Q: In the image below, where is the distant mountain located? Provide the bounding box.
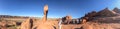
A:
[80,7,120,23]
[0,15,55,19]
[96,8,116,17]
[83,8,117,18]
[113,7,120,14]
[0,15,29,18]
[84,11,97,17]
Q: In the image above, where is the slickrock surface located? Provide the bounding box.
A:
[0,21,7,29]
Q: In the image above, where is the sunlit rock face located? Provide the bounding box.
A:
[113,7,120,14]
[20,4,56,29]
[36,4,56,29]
[21,18,33,29]
[42,4,48,22]
[44,5,48,12]
[61,15,72,24]
[0,20,7,29]
[81,18,87,24]
[36,21,55,29]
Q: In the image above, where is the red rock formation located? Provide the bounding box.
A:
[0,21,7,29]
[80,8,118,23]
[81,18,87,24]
[84,11,97,17]
[66,15,72,24]
[36,4,56,29]
[21,18,33,29]
[96,8,116,17]
[62,15,72,24]
[42,4,48,22]
[21,4,56,29]
[113,7,120,13]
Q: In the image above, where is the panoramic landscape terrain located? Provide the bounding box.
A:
[0,7,120,29]
[0,0,120,29]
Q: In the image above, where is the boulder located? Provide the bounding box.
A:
[62,15,72,24]
[0,21,7,29]
[21,18,33,29]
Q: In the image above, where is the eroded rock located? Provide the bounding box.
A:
[0,21,7,29]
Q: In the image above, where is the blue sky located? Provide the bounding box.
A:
[0,0,120,18]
